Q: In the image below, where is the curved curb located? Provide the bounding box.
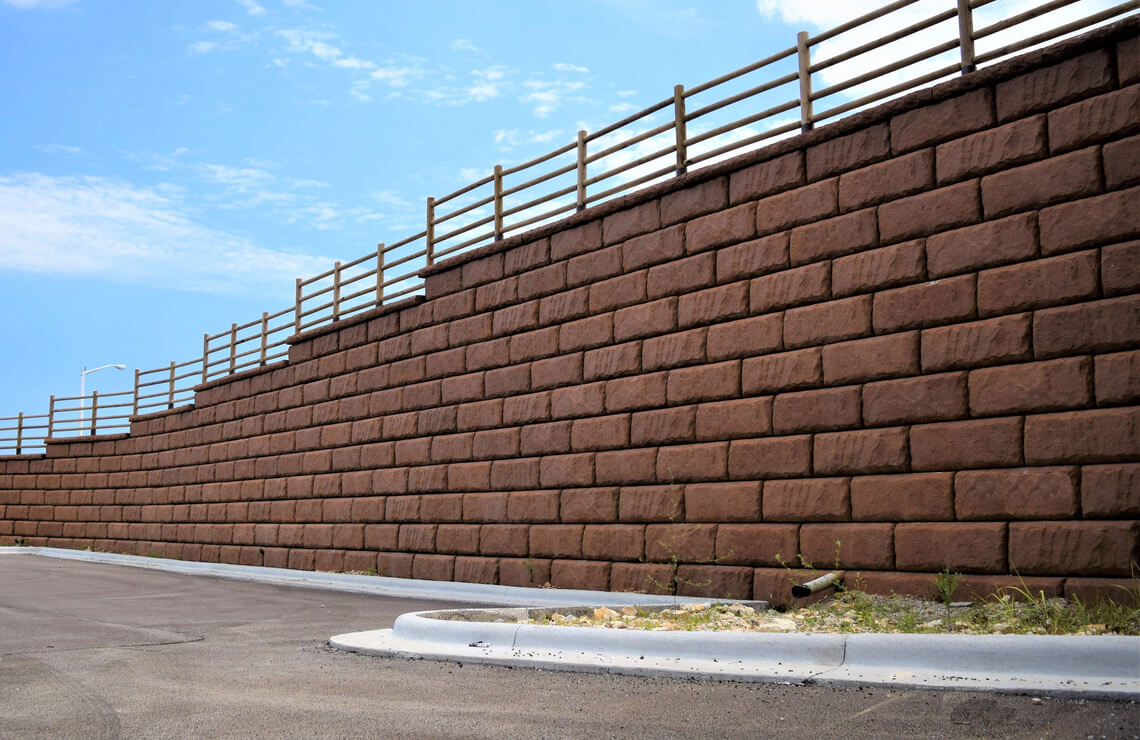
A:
[332,606,1140,699]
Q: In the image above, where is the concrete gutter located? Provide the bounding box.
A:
[0,546,712,607]
[332,606,1140,700]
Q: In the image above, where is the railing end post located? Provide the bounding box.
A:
[796,29,814,134]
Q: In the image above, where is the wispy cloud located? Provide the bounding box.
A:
[451,38,480,52]
[0,0,79,8]
[757,0,1121,106]
[36,144,81,155]
[189,40,220,54]
[521,78,587,118]
[205,20,239,33]
[553,62,589,73]
[199,163,275,189]
[277,28,342,60]
[0,172,334,295]
[494,128,565,151]
[237,0,266,16]
[333,56,375,70]
[370,64,423,87]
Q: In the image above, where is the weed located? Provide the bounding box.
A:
[934,568,961,606]
[641,474,732,603]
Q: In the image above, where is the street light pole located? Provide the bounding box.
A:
[79,363,126,432]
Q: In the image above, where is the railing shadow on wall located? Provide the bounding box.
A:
[3,0,1137,455]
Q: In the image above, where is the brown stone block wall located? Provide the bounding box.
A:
[2,20,1138,605]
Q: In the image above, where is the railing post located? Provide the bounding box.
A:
[332,261,343,321]
[957,0,976,74]
[576,130,587,212]
[90,390,99,436]
[228,323,238,374]
[132,369,140,416]
[426,197,436,266]
[797,30,814,133]
[16,412,23,455]
[493,165,504,241]
[47,395,55,439]
[170,360,177,410]
[202,334,210,384]
[259,312,269,366]
[294,277,303,334]
[376,243,385,306]
[673,84,687,176]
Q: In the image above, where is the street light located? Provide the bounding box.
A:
[79,363,126,431]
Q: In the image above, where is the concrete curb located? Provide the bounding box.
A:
[332,606,1140,700]
[0,546,711,607]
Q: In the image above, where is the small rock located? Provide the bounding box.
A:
[620,605,637,617]
[594,607,619,620]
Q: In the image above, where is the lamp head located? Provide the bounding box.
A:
[113,364,126,370]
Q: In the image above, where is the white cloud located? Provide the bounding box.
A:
[205,20,239,33]
[277,28,342,61]
[616,90,637,97]
[609,102,637,113]
[36,144,81,155]
[451,39,480,52]
[0,172,334,295]
[757,0,1122,115]
[459,167,490,182]
[0,0,78,8]
[530,129,561,144]
[333,56,375,70]
[370,65,421,87]
[520,78,586,117]
[237,0,266,16]
[199,163,275,189]
[553,62,589,73]
[371,189,412,209]
[350,79,372,102]
[188,40,220,54]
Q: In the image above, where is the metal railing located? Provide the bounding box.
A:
[2,0,1135,454]
[0,413,49,455]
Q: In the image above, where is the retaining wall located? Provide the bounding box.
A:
[3,20,1138,604]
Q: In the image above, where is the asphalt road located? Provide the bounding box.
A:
[1,555,1136,739]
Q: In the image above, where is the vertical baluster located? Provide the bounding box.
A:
[957,0,976,74]
[259,312,269,366]
[294,277,303,333]
[16,412,23,455]
[426,197,436,266]
[576,130,587,212]
[202,333,210,384]
[228,323,238,374]
[132,369,141,417]
[493,165,504,241]
[90,390,99,436]
[376,243,385,306]
[673,84,687,176]
[169,361,176,410]
[48,395,55,439]
[797,30,814,133]
[332,261,343,321]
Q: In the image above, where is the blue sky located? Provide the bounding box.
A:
[0,0,1122,431]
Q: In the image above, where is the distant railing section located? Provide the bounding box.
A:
[0,412,49,456]
[3,0,1135,454]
